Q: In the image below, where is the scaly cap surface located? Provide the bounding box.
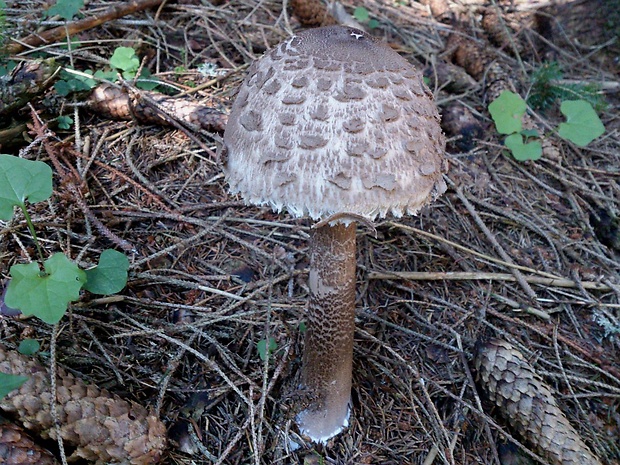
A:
[222,25,447,222]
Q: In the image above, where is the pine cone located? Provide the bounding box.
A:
[480,8,524,55]
[288,0,337,27]
[440,102,483,152]
[474,339,602,465]
[0,419,59,465]
[0,344,166,465]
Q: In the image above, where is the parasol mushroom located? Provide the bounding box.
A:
[220,25,447,443]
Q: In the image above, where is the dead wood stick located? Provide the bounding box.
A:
[5,0,166,55]
[88,82,228,134]
[367,270,611,291]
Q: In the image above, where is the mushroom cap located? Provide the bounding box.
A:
[222,25,447,222]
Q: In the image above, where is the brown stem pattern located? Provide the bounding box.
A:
[297,222,356,442]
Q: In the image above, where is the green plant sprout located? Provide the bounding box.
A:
[528,62,605,112]
[489,90,605,161]
[488,91,527,135]
[0,154,129,325]
[257,337,278,361]
[109,46,140,77]
[54,69,96,96]
[0,59,15,77]
[109,46,158,90]
[56,115,73,129]
[54,46,158,101]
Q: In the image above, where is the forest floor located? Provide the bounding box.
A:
[0,0,619,464]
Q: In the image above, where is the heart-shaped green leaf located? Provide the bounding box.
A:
[0,372,28,399]
[110,47,140,72]
[558,100,605,147]
[5,253,87,324]
[84,249,129,295]
[45,0,84,20]
[257,337,278,361]
[0,155,53,220]
[18,339,40,356]
[505,133,542,161]
[489,91,527,135]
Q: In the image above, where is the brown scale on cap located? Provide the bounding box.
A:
[222,25,446,443]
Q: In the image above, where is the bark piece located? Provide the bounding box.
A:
[474,338,603,465]
[0,344,167,465]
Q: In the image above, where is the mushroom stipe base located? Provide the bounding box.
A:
[297,222,356,443]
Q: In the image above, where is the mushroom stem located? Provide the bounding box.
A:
[297,221,357,443]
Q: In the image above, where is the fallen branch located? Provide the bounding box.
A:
[5,0,166,55]
[367,270,611,291]
[88,82,228,134]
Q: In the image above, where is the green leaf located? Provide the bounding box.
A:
[5,253,87,324]
[368,19,380,29]
[57,115,73,130]
[54,70,96,96]
[504,133,542,161]
[520,129,539,139]
[46,0,84,20]
[488,90,527,135]
[70,70,96,89]
[135,69,159,90]
[18,338,40,355]
[54,80,73,96]
[0,155,53,221]
[257,337,278,361]
[0,372,28,399]
[93,69,117,82]
[557,100,605,147]
[0,59,16,77]
[83,249,129,295]
[353,6,370,22]
[110,47,140,73]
